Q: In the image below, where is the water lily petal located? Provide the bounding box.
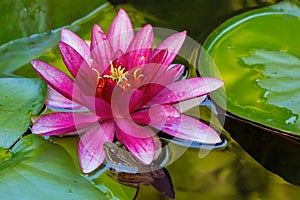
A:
[108,9,134,52]
[149,77,224,105]
[126,24,153,69]
[58,42,90,77]
[174,96,207,113]
[151,64,184,85]
[126,49,153,69]
[127,24,153,51]
[128,89,146,112]
[74,64,100,98]
[78,121,115,173]
[111,49,127,73]
[116,124,155,165]
[131,105,181,128]
[31,60,81,103]
[81,95,113,118]
[159,114,221,144]
[168,64,185,81]
[91,24,113,73]
[153,134,162,160]
[61,29,90,60]
[152,31,186,66]
[45,86,86,110]
[128,64,182,108]
[32,112,99,136]
[150,49,168,64]
[125,63,176,110]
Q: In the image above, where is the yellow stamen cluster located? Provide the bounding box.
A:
[92,61,144,90]
[104,61,128,84]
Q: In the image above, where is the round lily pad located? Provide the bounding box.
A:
[202,0,300,136]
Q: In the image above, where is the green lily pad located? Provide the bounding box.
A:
[0,134,107,200]
[202,0,300,135]
[0,77,47,148]
[52,136,137,200]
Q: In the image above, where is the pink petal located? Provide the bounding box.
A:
[149,77,224,105]
[153,134,162,160]
[81,95,113,119]
[126,24,153,69]
[152,31,186,66]
[168,64,185,81]
[159,114,221,144]
[32,112,99,136]
[31,60,81,103]
[128,64,183,108]
[126,49,153,69]
[127,24,153,52]
[108,9,134,52]
[150,49,168,64]
[58,42,90,78]
[111,49,127,72]
[91,24,113,73]
[74,64,99,97]
[131,105,181,128]
[146,63,182,86]
[78,121,115,173]
[150,64,184,85]
[174,96,207,112]
[116,123,155,165]
[61,29,90,60]
[45,86,86,110]
[123,63,176,110]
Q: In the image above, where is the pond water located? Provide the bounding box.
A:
[109,0,300,199]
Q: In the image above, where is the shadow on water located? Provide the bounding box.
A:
[113,0,281,41]
[224,111,300,185]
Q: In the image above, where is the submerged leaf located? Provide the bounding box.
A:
[243,49,300,115]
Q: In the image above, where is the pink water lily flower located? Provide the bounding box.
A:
[31,9,223,173]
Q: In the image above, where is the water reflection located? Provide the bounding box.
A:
[108,168,175,199]
[166,135,227,149]
[136,138,300,200]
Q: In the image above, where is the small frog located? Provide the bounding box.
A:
[103,142,146,173]
[103,142,175,199]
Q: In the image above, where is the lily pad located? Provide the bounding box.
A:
[202,0,300,136]
[0,134,107,200]
[0,77,46,148]
[52,136,137,200]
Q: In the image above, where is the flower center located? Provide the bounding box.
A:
[104,61,128,84]
[92,61,144,95]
